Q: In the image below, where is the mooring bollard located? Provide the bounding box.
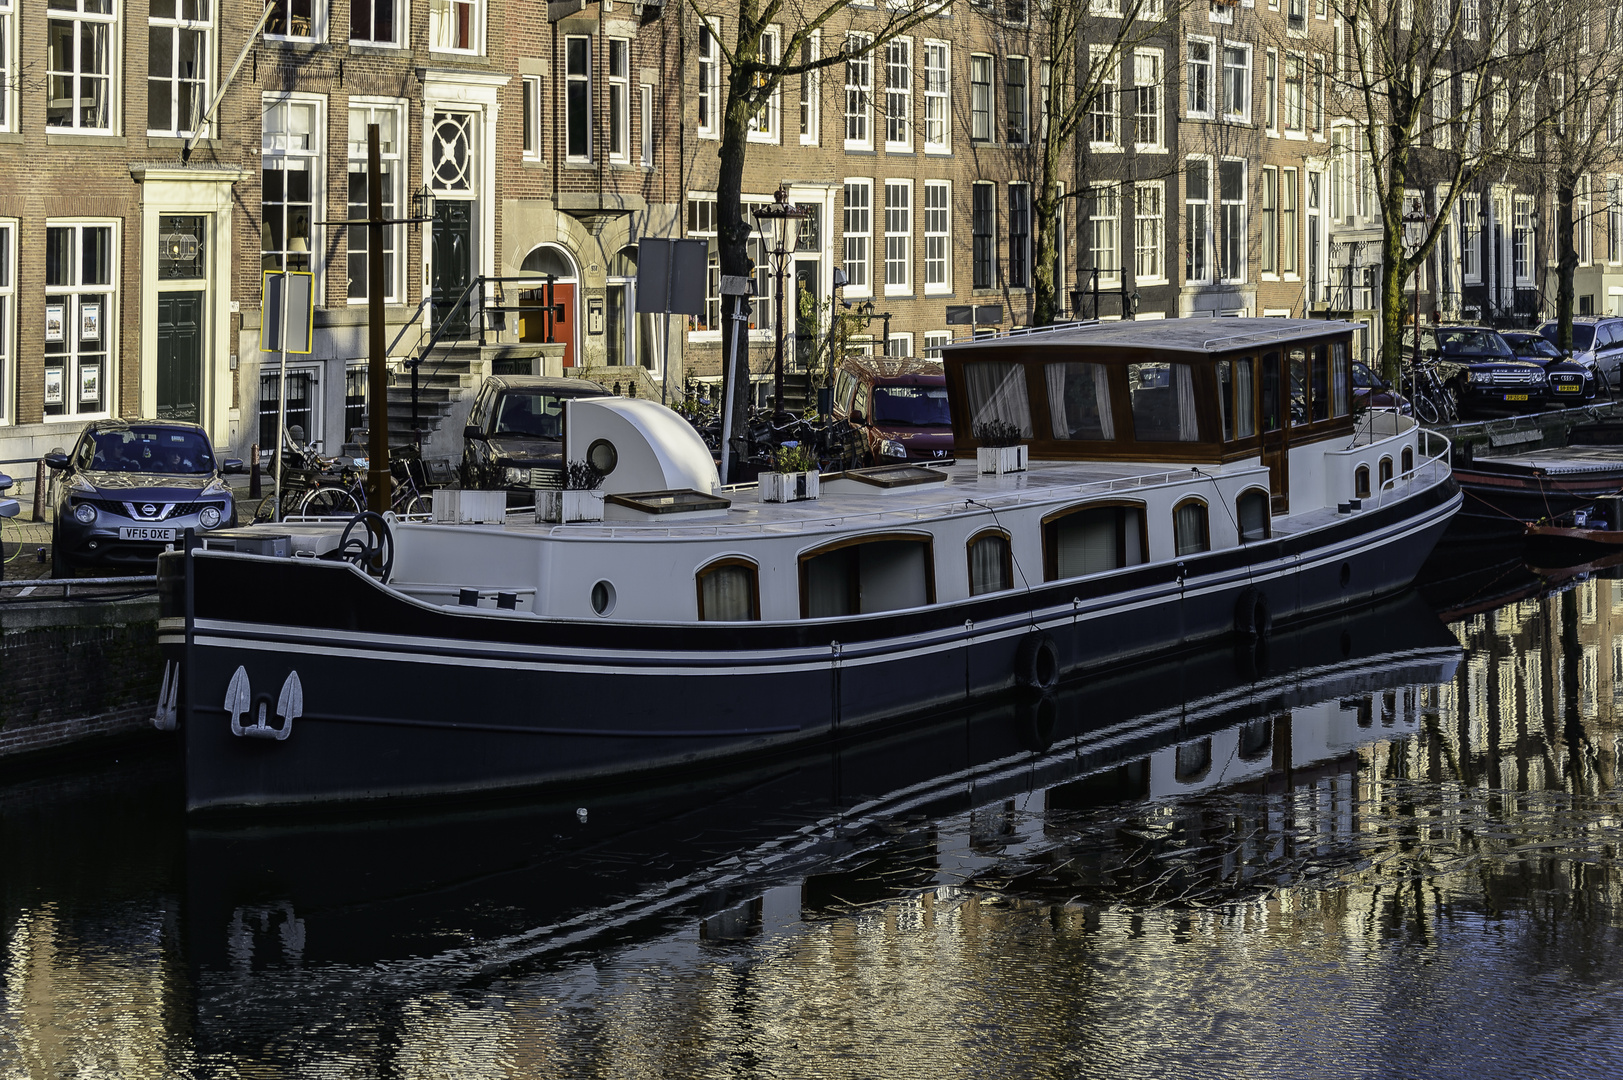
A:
[249,443,261,499]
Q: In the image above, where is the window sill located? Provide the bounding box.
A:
[349,42,410,56]
[924,144,951,155]
[148,135,217,148]
[923,288,954,298]
[522,154,545,165]
[46,132,124,146]
[563,159,595,168]
[844,144,875,154]
[885,144,914,155]
[0,133,23,145]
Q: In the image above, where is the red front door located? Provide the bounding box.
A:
[521,283,576,367]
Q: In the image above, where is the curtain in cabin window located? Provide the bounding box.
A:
[1045,362,1115,440]
[963,361,1034,437]
[700,564,756,620]
[969,533,1011,595]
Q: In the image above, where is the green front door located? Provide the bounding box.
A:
[156,291,204,423]
[431,201,473,336]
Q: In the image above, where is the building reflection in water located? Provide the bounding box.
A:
[3,580,1623,1077]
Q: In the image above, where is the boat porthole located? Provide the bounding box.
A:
[1339,562,1352,589]
[587,439,618,476]
[591,580,616,616]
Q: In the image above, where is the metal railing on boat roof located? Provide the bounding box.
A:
[524,466,1253,539]
[1198,321,1359,351]
[947,319,1103,344]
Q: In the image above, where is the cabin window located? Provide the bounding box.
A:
[1237,489,1270,541]
[1310,344,1331,421]
[697,559,759,621]
[1330,341,1350,416]
[1044,504,1146,581]
[1217,357,1256,441]
[801,537,934,618]
[1127,362,1199,442]
[1260,351,1282,432]
[1402,446,1414,473]
[968,530,1013,595]
[1175,738,1212,783]
[1045,362,1115,440]
[1173,499,1210,556]
[1288,348,1310,426]
[1355,465,1370,499]
[962,361,1034,438]
[1238,718,1272,761]
[1379,457,1393,490]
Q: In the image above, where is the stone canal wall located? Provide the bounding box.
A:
[0,597,161,758]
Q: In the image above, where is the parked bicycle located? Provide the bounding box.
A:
[1402,360,1460,425]
[255,440,431,521]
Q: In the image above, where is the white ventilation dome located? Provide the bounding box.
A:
[563,397,721,495]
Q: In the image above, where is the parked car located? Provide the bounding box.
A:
[1539,316,1623,384]
[43,420,238,577]
[1352,360,1409,412]
[829,357,954,466]
[459,374,612,495]
[1407,325,1549,412]
[1501,330,1598,402]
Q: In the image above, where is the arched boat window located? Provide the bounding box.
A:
[1237,488,1270,542]
[697,558,759,621]
[1355,465,1371,500]
[1044,363,1114,440]
[962,362,1034,439]
[1379,457,1393,490]
[967,529,1013,595]
[1173,498,1210,556]
[1175,738,1212,783]
[1238,719,1272,761]
[1402,446,1414,474]
[800,535,935,618]
[1042,503,1147,582]
[1127,362,1200,442]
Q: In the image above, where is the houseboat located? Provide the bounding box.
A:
[154,318,1460,813]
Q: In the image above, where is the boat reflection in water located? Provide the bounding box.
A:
[10,577,1623,1076]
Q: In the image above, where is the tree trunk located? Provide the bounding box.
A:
[1031,139,1063,327]
[716,24,759,480]
[1555,170,1577,352]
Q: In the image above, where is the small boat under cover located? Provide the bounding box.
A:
[156,318,1460,813]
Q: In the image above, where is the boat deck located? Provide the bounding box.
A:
[1469,446,1623,477]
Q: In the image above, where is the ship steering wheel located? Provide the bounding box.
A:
[338,511,394,583]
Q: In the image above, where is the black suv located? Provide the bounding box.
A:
[460,375,611,494]
[1408,325,1548,412]
[1501,330,1598,402]
[1538,317,1623,386]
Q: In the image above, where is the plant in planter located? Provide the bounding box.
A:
[760,441,821,503]
[537,460,606,523]
[974,419,1029,475]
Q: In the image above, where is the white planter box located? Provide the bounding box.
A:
[977,445,1029,475]
[430,489,508,525]
[759,470,821,503]
[536,489,605,523]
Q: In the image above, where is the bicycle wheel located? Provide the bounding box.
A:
[399,493,432,518]
[1413,391,1441,425]
[253,494,280,523]
[299,485,362,518]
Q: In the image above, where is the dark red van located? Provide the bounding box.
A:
[830,358,954,465]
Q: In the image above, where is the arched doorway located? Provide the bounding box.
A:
[519,245,577,367]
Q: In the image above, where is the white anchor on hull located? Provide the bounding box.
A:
[224,666,302,741]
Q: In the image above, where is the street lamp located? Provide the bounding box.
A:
[752,186,809,423]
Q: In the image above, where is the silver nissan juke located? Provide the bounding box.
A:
[44,420,237,577]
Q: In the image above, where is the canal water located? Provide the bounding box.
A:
[4,549,1623,1078]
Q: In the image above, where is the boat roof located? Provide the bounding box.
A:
[940,317,1361,358]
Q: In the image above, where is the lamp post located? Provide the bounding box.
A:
[752,186,809,424]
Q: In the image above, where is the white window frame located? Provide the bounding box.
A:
[1218,157,1246,283]
[265,0,323,43]
[1134,181,1165,283]
[843,179,873,298]
[885,36,911,151]
[1514,193,1534,281]
[641,83,654,167]
[884,332,913,358]
[1260,165,1278,278]
[1008,181,1031,289]
[1209,0,1234,24]
[351,0,406,48]
[923,39,949,153]
[0,1,13,132]
[1431,70,1450,150]
[1281,167,1299,278]
[609,37,632,160]
[686,194,721,338]
[565,34,592,162]
[1187,36,1214,120]
[261,93,324,286]
[748,28,780,144]
[800,31,820,146]
[1222,41,1251,124]
[522,74,542,161]
[1577,178,1593,268]
[1610,176,1623,266]
[1263,48,1277,134]
[972,181,996,290]
[0,220,11,425]
[428,0,482,55]
[42,219,118,421]
[1461,192,1481,283]
[1006,54,1029,145]
[148,0,213,138]
[1089,46,1119,149]
[885,180,912,295]
[697,19,720,140]
[1185,159,1211,285]
[1133,49,1163,151]
[1283,52,1305,134]
[1091,182,1122,287]
[845,32,873,150]
[347,98,406,306]
[923,180,951,294]
[922,330,950,358]
[47,0,119,134]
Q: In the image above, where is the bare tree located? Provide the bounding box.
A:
[690,0,943,465]
[1334,0,1554,379]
